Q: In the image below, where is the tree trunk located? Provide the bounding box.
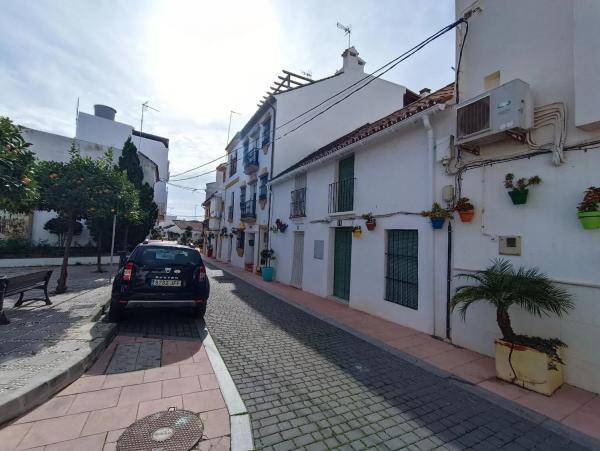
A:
[56,213,75,294]
[96,231,104,273]
[496,307,515,341]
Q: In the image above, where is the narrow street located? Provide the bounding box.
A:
[204,265,586,451]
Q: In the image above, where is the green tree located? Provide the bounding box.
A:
[179,226,193,245]
[117,137,158,249]
[0,117,37,212]
[43,216,83,247]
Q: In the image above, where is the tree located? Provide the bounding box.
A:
[117,137,158,249]
[43,216,83,247]
[0,117,37,212]
[179,226,193,245]
[37,143,122,293]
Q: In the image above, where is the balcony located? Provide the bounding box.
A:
[229,157,237,177]
[243,145,259,175]
[240,194,257,221]
[328,178,355,213]
[227,205,234,222]
[259,183,268,200]
[290,188,306,218]
[208,218,221,231]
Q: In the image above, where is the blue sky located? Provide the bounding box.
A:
[0,0,455,218]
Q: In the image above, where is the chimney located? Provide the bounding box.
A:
[419,88,431,98]
[341,46,366,73]
[94,104,117,121]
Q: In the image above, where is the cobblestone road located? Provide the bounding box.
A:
[204,266,588,450]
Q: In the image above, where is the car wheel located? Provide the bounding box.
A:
[193,303,207,319]
[108,298,125,322]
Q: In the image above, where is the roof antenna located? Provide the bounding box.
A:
[336,22,352,48]
[301,70,312,79]
[139,101,159,152]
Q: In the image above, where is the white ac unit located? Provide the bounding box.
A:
[456,79,533,147]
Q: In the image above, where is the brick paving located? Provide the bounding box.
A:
[0,335,230,450]
[204,265,590,450]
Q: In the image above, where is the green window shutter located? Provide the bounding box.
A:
[385,230,418,309]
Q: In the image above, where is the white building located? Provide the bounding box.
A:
[215,47,415,273]
[267,0,600,394]
[76,104,170,218]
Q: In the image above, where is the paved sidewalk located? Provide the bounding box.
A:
[0,266,115,424]
[0,334,231,450]
[205,259,598,450]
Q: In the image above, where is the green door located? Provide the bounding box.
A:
[337,155,354,212]
[333,228,352,300]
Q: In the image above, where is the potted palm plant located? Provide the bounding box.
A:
[261,249,275,281]
[504,173,541,205]
[451,259,574,395]
[421,202,452,229]
[362,213,377,231]
[577,187,600,230]
[455,197,475,223]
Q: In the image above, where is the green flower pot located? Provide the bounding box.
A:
[578,211,600,230]
[508,189,529,205]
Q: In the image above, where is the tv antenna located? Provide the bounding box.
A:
[139,101,159,152]
[336,22,352,48]
[301,70,312,79]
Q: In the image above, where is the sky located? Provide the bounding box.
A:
[0,0,455,218]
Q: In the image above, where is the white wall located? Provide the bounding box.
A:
[453,0,600,393]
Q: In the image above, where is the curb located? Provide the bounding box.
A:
[198,320,253,451]
[207,261,600,451]
[0,290,116,426]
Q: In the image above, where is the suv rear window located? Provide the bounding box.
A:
[130,246,201,266]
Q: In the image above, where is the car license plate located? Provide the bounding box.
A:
[151,279,182,287]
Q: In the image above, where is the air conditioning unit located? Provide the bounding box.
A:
[456,79,533,147]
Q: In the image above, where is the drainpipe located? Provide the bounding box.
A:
[422,113,437,336]
[266,101,277,265]
[446,220,452,340]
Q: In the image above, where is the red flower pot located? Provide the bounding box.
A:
[458,210,474,223]
[366,221,376,231]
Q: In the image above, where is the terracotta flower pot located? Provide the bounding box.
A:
[366,221,376,231]
[458,209,475,223]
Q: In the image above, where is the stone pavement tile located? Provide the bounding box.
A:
[161,351,194,366]
[180,361,214,377]
[477,379,530,401]
[85,343,117,376]
[58,375,106,396]
[44,432,106,451]
[103,443,116,451]
[515,384,597,421]
[192,347,209,363]
[162,376,201,397]
[135,341,162,370]
[117,382,162,406]
[137,395,183,419]
[424,347,484,371]
[197,436,230,450]
[450,357,496,383]
[105,344,140,374]
[199,373,220,390]
[80,405,138,436]
[199,408,230,439]
[400,339,456,359]
[182,389,226,413]
[105,428,125,443]
[114,336,137,345]
[143,365,179,383]
[0,423,32,450]
[385,334,433,350]
[562,396,600,440]
[15,395,76,424]
[102,370,144,389]
[67,387,121,414]
[17,412,89,449]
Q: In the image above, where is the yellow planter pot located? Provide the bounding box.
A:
[495,339,563,396]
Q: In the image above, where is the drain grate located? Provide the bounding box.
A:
[117,409,203,451]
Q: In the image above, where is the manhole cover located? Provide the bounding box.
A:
[117,409,203,451]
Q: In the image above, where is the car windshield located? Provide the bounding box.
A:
[130,246,201,266]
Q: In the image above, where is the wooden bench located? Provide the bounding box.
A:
[0,270,53,325]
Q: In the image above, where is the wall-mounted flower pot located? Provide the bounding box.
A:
[495,339,563,396]
[366,221,376,231]
[508,189,529,205]
[352,227,362,238]
[262,266,274,281]
[430,218,445,229]
[236,248,244,257]
[578,211,600,229]
[458,210,475,223]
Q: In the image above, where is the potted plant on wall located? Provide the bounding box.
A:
[421,202,452,229]
[451,259,574,395]
[352,225,362,237]
[260,249,275,282]
[455,197,475,223]
[577,186,600,230]
[362,213,376,231]
[504,173,542,205]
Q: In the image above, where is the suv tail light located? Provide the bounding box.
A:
[197,265,207,282]
[122,262,135,281]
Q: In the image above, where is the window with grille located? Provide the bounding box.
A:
[385,230,418,309]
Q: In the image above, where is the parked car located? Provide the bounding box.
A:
[109,241,210,321]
